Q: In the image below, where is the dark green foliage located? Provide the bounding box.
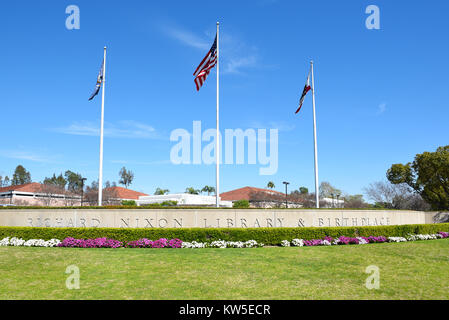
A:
[11,165,31,185]
[1,223,447,245]
[233,200,250,208]
[161,201,178,207]
[121,200,137,206]
[387,146,449,210]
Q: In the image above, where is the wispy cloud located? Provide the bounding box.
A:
[160,25,209,50]
[52,120,164,140]
[0,150,54,163]
[160,23,259,75]
[224,56,257,74]
[377,102,387,115]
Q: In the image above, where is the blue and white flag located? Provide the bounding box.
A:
[88,60,104,101]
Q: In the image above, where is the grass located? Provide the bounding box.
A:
[0,240,448,300]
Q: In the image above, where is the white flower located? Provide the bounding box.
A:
[281,240,290,247]
[388,237,407,243]
[357,237,368,245]
[291,239,304,247]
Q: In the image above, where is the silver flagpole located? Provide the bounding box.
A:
[311,60,320,208]
[216,22,220,208]
[98,46,107,206]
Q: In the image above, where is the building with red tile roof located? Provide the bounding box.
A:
[220,186,305,208]
[0,183,80,206]
[103,186,148,200]
[220,186,284,201]
[0,183,148,207]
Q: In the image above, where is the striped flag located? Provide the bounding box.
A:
[295,69,312,114]
[88,59,104,101]
[193,35,217,91]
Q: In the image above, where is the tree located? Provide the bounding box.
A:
[299,187,309,195]
[343,194,368,209]
[11,165,31,185]
[155,188,170,195]
[185,187,200,195]
[1,176,10,187]
[44,173,67,189]
[387,146,449,210]
[64,170,84,193]
[201,185,216,196]
[267,181,275,190]
[119,167,134,189]
[319,182,342,198]
[364,181,430,211]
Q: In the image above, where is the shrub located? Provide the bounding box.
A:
[0,223,448,246]
[233,200,250,208]
[121,200,137,206]
[161,201,178,207]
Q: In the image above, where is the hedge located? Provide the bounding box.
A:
[1,223,448,245]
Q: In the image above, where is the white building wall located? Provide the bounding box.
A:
[137,194,233,207]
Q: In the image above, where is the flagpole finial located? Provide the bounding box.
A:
[217,21,220,25]
[104,46,107,49]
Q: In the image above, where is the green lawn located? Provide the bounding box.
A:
[0,240,448,300]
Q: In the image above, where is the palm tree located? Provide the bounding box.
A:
[201,185,216,196]
[267,181,275,190]
[154,188,170,195]
[185,187,200,195]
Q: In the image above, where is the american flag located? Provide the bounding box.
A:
[295,70,312,114]
[193,35,217,91]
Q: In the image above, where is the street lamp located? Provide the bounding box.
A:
[283,181,290,209]
[336,194,341,208]
[80,178,87,207]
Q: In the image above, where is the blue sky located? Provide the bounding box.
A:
[0,0,448,198]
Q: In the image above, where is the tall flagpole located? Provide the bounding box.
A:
[98,46,107,206]
[216,22,220,208]
[311,60,320,208]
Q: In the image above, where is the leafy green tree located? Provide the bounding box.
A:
[3,176,10,187]
[64,170,84,193]
[43,173,67,189]
[11,165,31,185]
[201,185,215,196]
[267,181,275,189]
[155,188,170,195]
[387,145,449,210]
[299,187,309,195]
[185,187,200,195]
[233,200,250,208]
[119,167,134,189]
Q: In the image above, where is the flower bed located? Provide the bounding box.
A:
[0,232,447,249]
[281,232,448,247]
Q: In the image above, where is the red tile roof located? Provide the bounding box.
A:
[220,186,284,201]
[0,182,44,193]
[104,186,148,200]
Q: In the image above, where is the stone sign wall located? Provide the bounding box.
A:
[0,209,445,229]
